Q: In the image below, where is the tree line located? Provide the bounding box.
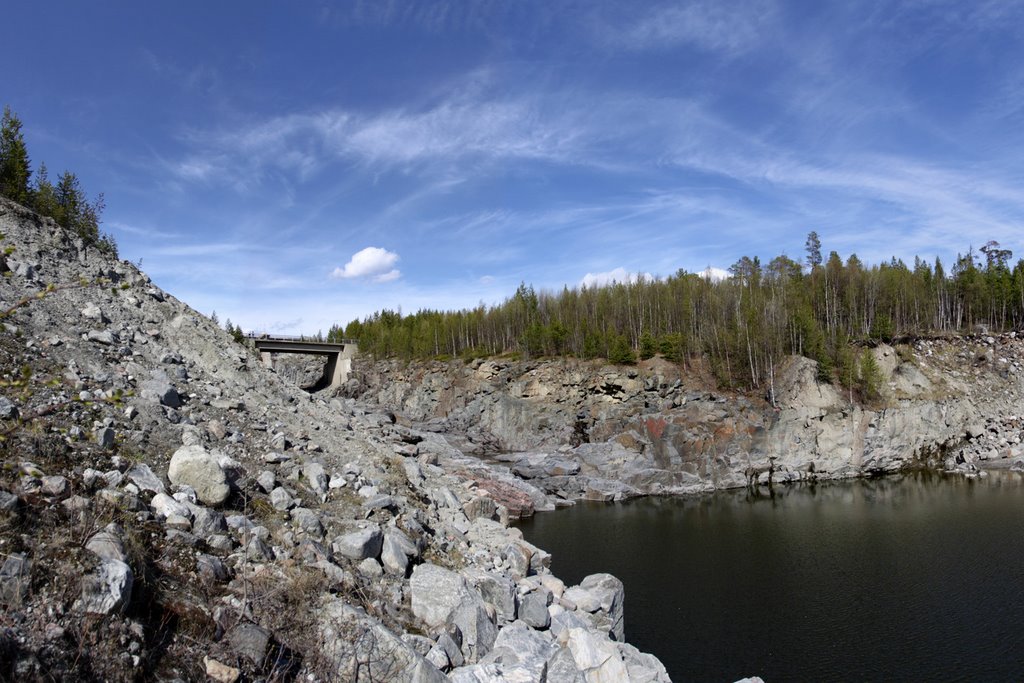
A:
[328,230,1024,394]
[0,105,116,256]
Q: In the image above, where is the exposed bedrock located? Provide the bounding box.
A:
[350,337,1024,504]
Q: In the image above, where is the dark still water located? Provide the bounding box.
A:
[517,472,1024,682]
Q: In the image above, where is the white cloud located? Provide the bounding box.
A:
[479,275,495,284]
[331,247,401,282]
[373,269,401,283]
[580,267,652,288]
[700,266,729,281]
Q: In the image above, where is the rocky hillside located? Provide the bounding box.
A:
[0,197,673,682]
[348,330,1024,505]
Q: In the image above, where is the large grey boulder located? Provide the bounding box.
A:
[85,525,127,563]
[127,463,165,494]
[291,507,324,538]
[0,396,18,420]
[464,569,516,624]
[0,553,30,605]
[334,526,383,561]
[140,372,181,408]
[78,559,133,615]
[150,492,191,520]
[486,622,557,680]
[564,574,624,642]
[317,598,447,682]
[450,600,498,660]
[167,445,230,505]
[517,588,552,629]
[409,563,478,629]
[618,641,672,682]
[78,523,133,615]
[410,564,498,661]
[381,528,418,575]
[226,623,272,666]
[304,461,328,501]
[562,627,629,682]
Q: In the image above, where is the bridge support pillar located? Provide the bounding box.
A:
[324,344,356,389]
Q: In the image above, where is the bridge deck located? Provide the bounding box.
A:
[252,337,356,355]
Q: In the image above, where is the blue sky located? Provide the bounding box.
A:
[6,1,1024,334]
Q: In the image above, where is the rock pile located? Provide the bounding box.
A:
[0,196,672,680]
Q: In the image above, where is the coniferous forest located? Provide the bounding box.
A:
[0,105,116,256]
[330,232,1024,391]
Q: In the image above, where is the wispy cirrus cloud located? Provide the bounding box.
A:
[596,0,778,54]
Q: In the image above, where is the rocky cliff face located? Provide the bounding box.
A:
[349,332,1024,505]
[0,198,670,682]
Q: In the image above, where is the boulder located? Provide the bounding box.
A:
[381,528,417,575]
[127,463,165,494]
[86,329,118,345]
[151,492,192,520]
[226,623,272,666]
[409,563,478,629]
[270,487,295,511]
[190,505,227,536]
[40,475,70,500]
[256,470,276,493]
[291,507,324,537]
[140,373,181,408]
[450,600,498,660]
[85,525,127,563]
[196,554,230,583]
[0,553,30,605]
[304,462,328,500]
[167,445,230,505]
[487,622,557,680]
[94,427,116,449]
[564,574,624,641]
[78,559,133,615]
[204,657,240,683]
[562,627,629,682]
[518,588,552,629]
[333,527,383,561]
[0,396,18,420]
[464,570,516,624]
[317,599,447,682]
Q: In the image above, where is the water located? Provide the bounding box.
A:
[516,472,1024,682]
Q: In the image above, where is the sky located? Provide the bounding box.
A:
[6,1,1024,334]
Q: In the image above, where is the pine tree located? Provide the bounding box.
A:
[858,348,882,401]
[805,231,822,270]
[608,334,635,365]
[639,331,657,360]
[31,162,58,218]
[0,106,31,204]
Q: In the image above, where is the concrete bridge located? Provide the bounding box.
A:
[253,335,358,391]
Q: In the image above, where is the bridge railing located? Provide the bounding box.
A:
[250,333,358,345]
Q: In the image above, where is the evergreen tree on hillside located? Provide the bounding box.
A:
[31,162,58,217]
[53,170,112,254]
[0,105,117,256]
[858,348,882,401]
[0,106,31,204]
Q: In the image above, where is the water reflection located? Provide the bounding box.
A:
[518,471,1024,682]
